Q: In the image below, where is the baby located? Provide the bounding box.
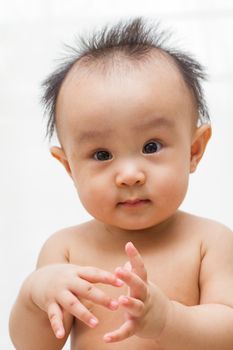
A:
[9,18,233,350]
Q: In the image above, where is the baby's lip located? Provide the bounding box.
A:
[118,198,151,205]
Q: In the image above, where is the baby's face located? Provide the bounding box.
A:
[54,57,203,230]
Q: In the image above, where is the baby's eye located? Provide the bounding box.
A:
[142,141,162,154]
[93,150,112,161]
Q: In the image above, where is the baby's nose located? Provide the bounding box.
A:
[115,163,146,187]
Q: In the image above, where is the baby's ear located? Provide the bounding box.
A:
[190,124,212,173]
[50,146,72,177]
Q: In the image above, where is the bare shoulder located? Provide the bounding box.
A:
[178,211,232,247]
[37,220,95,267]
[193,214,232,252]
[202,219,233,253]
[182,213,233,306]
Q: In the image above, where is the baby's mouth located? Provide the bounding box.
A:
[118,199,151,208]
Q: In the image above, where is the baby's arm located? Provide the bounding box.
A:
[9,230,122,350]
[158,224,233,350]
[105,225,233,350]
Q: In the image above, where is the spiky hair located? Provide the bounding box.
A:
[41,17,210,141]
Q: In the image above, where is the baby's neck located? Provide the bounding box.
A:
[97,211,181,249]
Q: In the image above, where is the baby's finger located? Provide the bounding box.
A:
[47,302,65,339]
[123,261,132,271]
[71,279,119,310]
[77,266,124,287]
[118,295,144,317]
[103,319,135,343]
[115,266,147,301]
[57,290,99,328]
[125,242,147,281]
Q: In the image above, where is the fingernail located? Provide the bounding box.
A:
[109,300,118,310]
[120,296,129,304]
[116,278,124,286]
[89,318,98,327]
[126,241,134,249]
[56,329,64,338]
[115,267,124,274]
[104,334,112,342]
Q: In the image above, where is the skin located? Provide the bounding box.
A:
[53,56,209,232]
[9,55,233,350]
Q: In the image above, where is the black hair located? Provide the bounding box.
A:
[41,17,210,142]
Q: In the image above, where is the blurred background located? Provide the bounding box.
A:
[1,0,233,348]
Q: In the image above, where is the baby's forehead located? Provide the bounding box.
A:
[60,51,193,110]
[55,52,197,143]
[65,49,185,85]
[42,18,209,142]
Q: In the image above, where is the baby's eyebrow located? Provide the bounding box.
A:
[77,128,114,143]
[134,116,175,131]
[77,117,174,143]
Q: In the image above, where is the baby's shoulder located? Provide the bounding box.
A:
[182,214,233,306]
[180,211,233,250]
[37,220,95,266]
[199,217,233,255]
[46,220,94,242]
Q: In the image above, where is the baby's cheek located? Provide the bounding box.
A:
[158,169,189,204]
[77,183,111,219]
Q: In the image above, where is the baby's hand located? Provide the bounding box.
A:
[27,264,123,339]
[103,242,172,343]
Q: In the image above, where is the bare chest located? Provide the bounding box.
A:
[95,244,200,306]
[69,241,201,349]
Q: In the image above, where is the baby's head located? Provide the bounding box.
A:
[42,17,211,231]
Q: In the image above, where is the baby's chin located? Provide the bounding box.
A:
[97,211,179,234]
[102,219,162,232]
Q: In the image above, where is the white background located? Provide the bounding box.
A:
[1,0,233,348]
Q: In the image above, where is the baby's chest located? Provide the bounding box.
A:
[81,245,200,308]
[71,243,201,350]
[72,248,200,350]
[146,253,200,306]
